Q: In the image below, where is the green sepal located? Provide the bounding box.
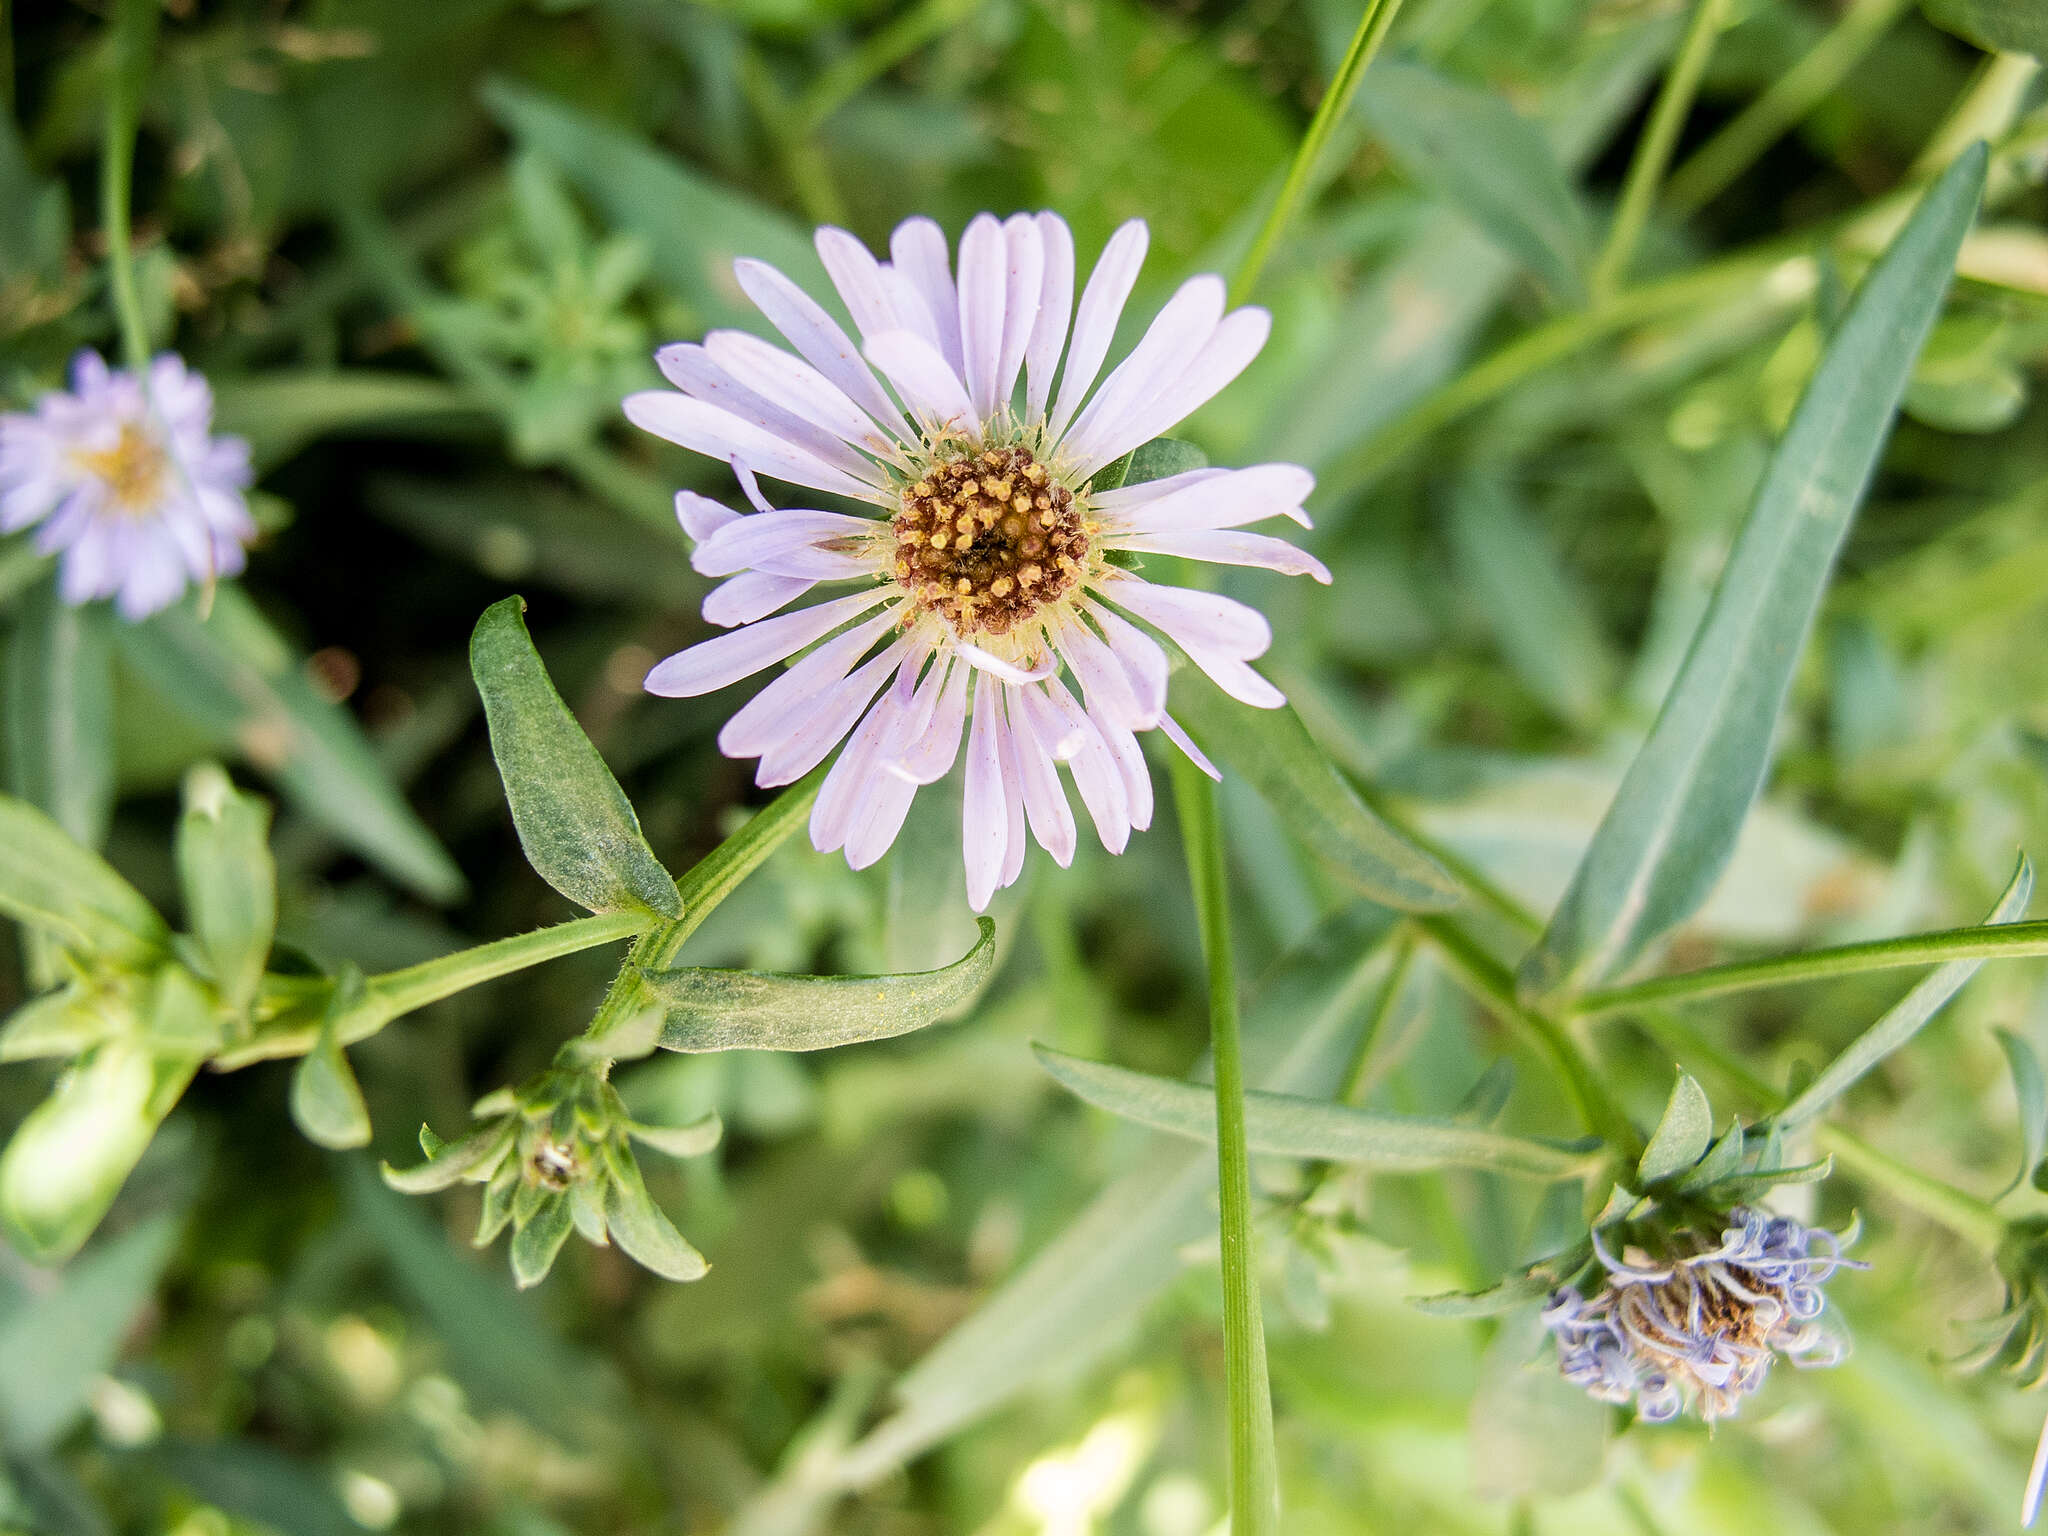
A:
[173,763,278,1019]
[289,969,373,1150]
[509,1192,576,1288]
[600,1139,707,1282]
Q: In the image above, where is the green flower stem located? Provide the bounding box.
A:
[1588,0,1731,299]
[1625,1004,2004,1255]
[1232,0,1409,304]
[1663,0,1915,214]
[798,0,980,131]
[1171,755,1278,1536]
[102,0,160,374]
[1566,921,2048,1019]
[581,770,827,1046]
[1417,914,1640,1160]
[738,48,845,227]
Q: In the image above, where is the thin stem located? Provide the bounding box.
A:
[1171,755,1278,1536]
[739,49,845,227]
[798,0,979,130]
[1567,921,2048,1019]
[1417,914,1640,1160]
[359,912,650,1032]
[582,771,826,1047]
[1910,52,2040,182]
[1589,0,1731,299]
[1231,0,1409,304]
[1663,0,1915,214]
[102,0,160,373]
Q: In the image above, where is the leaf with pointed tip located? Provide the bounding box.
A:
[1091,436,1208,495]
[1779,856,2033,1130]
[1453,1061,1518,1126]
[644,917,995,1052]
[601,1141,708,1281]
[0,987,120,1063]
[470,597,681,921]
[1519,147,1989,999]
[175,764,277,1018]
[1408,1273,1554,1317]
[1034,1047,1598,1178]
[1169,673,1461,911]
[290,973,373,1151]
[1677,1119,1746,1192]
[510,1193,576,1288]
[627,1112,724,1159]
[382,1119,518,1194]
[0,795,168,967]
[1999,1029,2048,1200]
[4,580,113,854]
[1637,1072,1713,1186]
[1920,0,2047,55]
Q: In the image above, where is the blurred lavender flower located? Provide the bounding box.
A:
[625,211,1328,909]
[1542,1207,1860,1423]
[0,350,254,620]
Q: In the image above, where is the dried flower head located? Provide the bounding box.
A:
[1542,1206,1859,1423]
[0,351,254,619]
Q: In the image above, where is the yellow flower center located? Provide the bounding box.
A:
[891,444,1088,639]
[73,422,170,514]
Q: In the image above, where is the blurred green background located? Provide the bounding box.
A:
[2,0,2047,1531]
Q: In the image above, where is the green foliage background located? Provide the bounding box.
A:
[2,0,2047,1532]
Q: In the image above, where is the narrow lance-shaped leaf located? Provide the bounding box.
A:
[1170,672,1462,912]
[118,585,464,904]
[4,579,114,852]
[1919,0,2048,57]
[1637,1071,1713,1185]
[470,597,681,920]
[1519,146,1989,1000]
[1033,1046,1599,1178]
[175,763,277,1018]
[1777,855,2033,1131]
[290,970,373,1151]
[2000,1029,2048,1200]
[0,794,168,968]
[643,917,996,1052]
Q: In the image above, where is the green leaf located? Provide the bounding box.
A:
[482,79,823,331]
[1637,1071,1713,1185]
[1920,0,2048,56]
[1169,672,1461,911]
[1092,436,1208,496]
[1676,1118,1746,1192]
[626,1111,724,1159]
[643,916,996,1053]
[1033,1046,1598,1178]
[2000,1029,2048,1199]
[174,764,276,1018]
[211,370,479,473]
[1408,1274,1554,1317]
[0,1040,197,1263]
[381,1119,517,1194]
[0,795,168,968]
[289,972,373,1151]
[1356,62,1594,304]
[1778,856,2034,1131]
[1518,146,1988,999]
[1447,474,1615,727]
[4,581,114,852]
[0,1212,181,1451]
[0,988,120,1063]
[509,1193,576,1289]
[470,596,682,920]
[117,586,464,904]
[600,1141,709,1282]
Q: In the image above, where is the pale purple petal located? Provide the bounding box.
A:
[1077,307,1272,474]
[1024,213,1075,427]
[955,214,1007,421]
[703,571,816,627]
[890,216,965,377]
[1053,613,1155,731]
[1102,577,1272,659]
[734,257,908,432]
[625,389,885,504]
[654,344,878,481]
[1095,713,1155,831]
[1158,712,1221,779]
[996,698,1029,890]
[886,654,969,785]
[962,670,1009,912]
[704,329,904,455]
[1037,681,1132,854]
[1084,600,1171,722]
[1010,684,1077,867]
[1107,528,1331,583]
[1060,276,1225,475]
[643,589,890,697]
[718,611,898,756]
[758,634,915,787]
[690,509,883,578]
[676,490,742,541]
[1095,463,1312,533]
[815,227,900,340]
[1046,220,1148,443]
[994,214,1044,420]
[863,330,975,430]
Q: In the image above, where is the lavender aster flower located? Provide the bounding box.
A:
[1543,1207,1859,1423]
[0,351,255,621]
[624,212,1328,910]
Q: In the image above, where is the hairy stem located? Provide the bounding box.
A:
[1172,756,1278,1536]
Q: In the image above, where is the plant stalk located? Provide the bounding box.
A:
[102,0,160,374]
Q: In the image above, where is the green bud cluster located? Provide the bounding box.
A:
[382,1038,719,1289]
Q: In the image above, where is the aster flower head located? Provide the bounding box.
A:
[624,211,1329,909]
[1542,1206,1860,1423]
[0,350,255,620]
